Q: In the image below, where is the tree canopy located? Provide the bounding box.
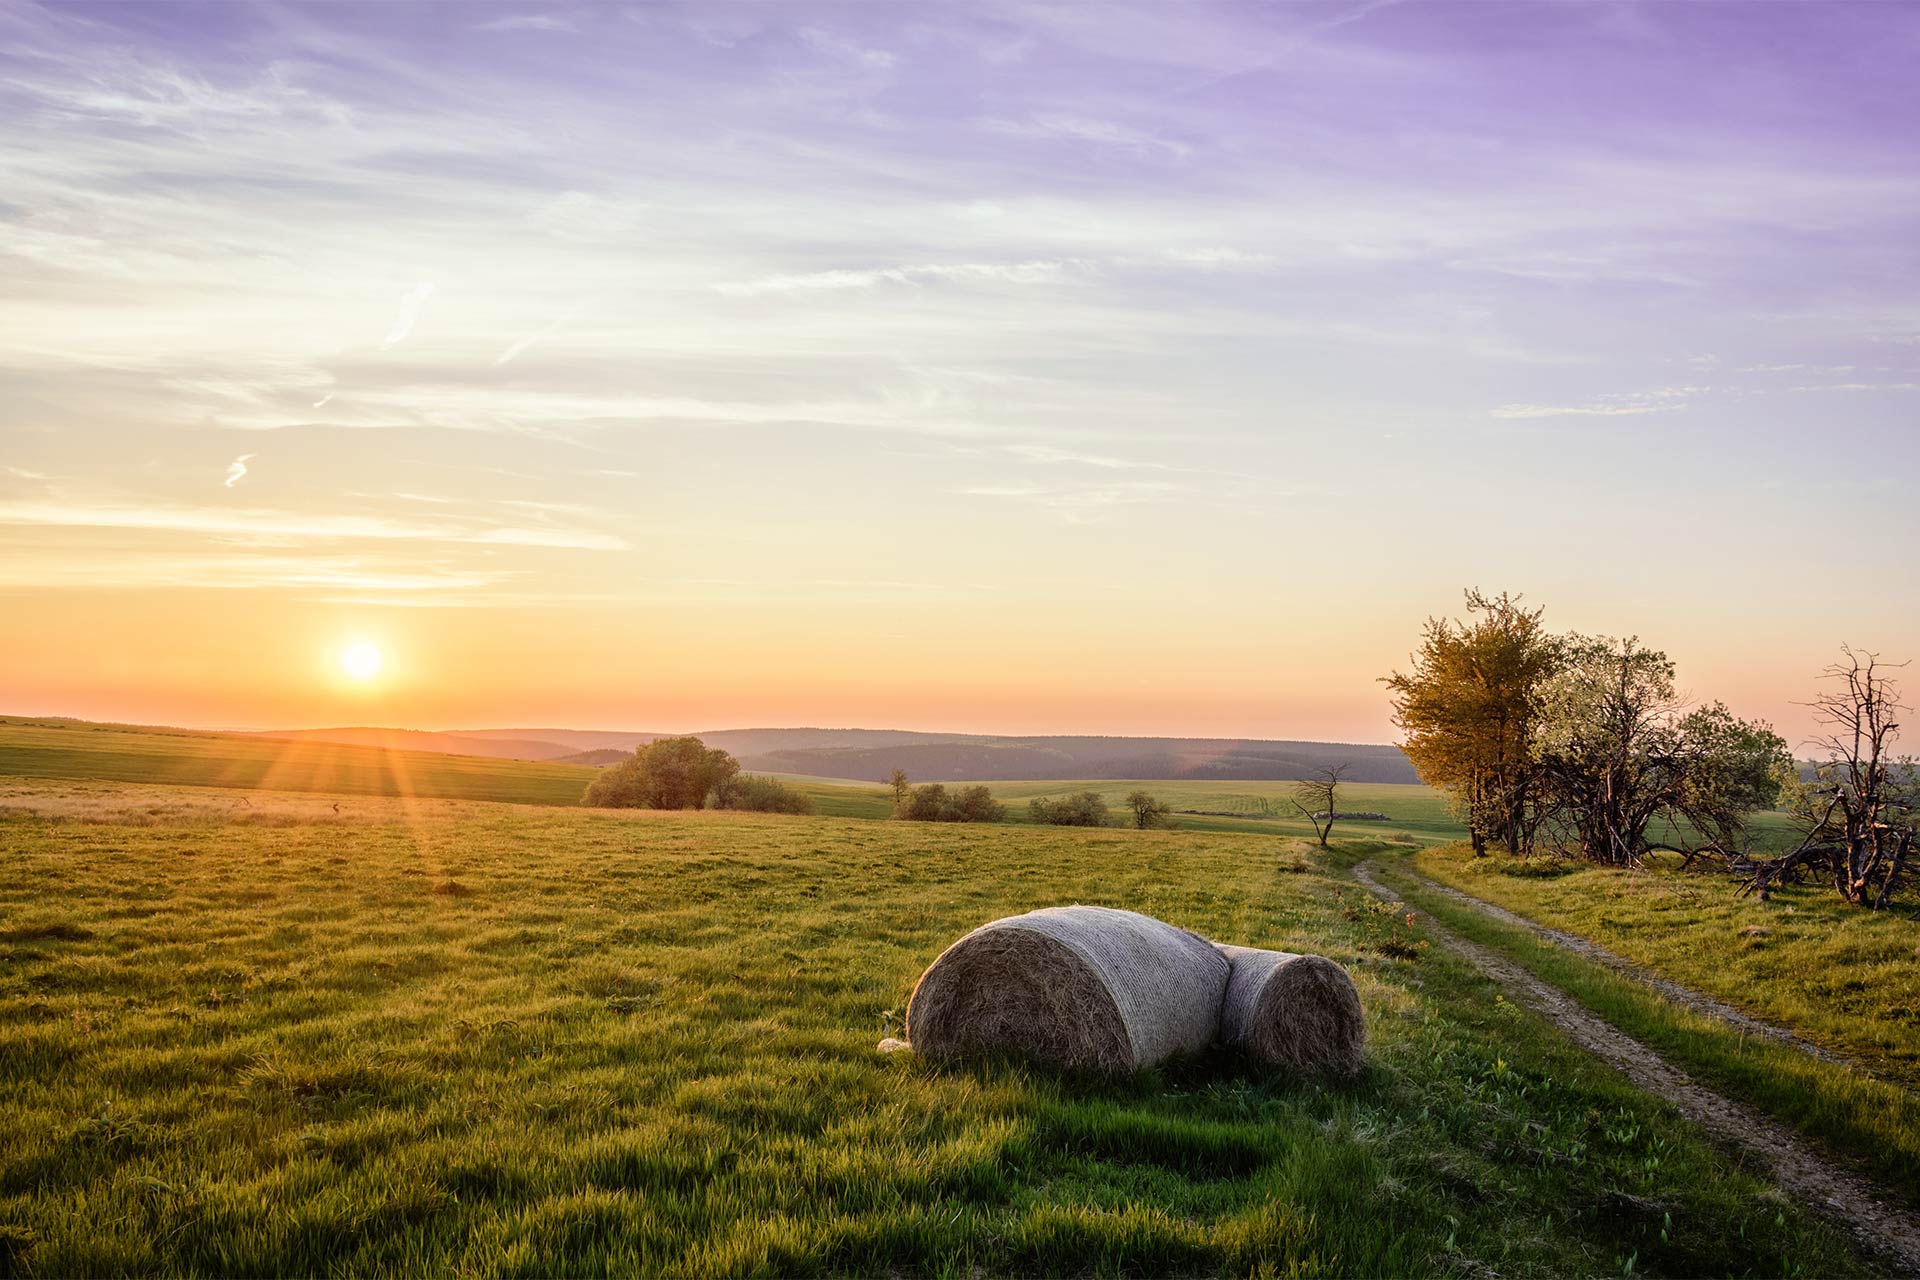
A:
[583,736,741,810]
[1383,590,1560,854]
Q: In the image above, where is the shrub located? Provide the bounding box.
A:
[949,784,1006,823]
[1029,791,1111,827]
[895,782,1004,823]
[721,775,815,815]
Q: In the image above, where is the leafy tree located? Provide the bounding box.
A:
[1029,791,1110,826]
[1532,637,1788,867]
[889,768,911,808]
[1289,765,1349,847]
[1125,790,1171,829]
[1383,590,1561,855]
[582,736,740,810]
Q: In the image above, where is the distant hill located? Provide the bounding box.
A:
[254,726,578,761]
[453,728,660,754]
[270,724,1418,784]
[553,748,632,766]
[735,736,1418,784]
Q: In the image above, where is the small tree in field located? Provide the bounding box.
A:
[1126,790,1171,829]
[889,769,910,808]
[1290,765,1348,846]
[1745,649,1916,907]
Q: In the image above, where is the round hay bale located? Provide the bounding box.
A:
[905,906,1230,1072]
[1215,944,1366,1076]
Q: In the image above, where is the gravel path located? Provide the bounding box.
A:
[1352,861,1920,1276]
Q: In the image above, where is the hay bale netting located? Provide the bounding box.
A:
[1215,944,1366,1076]
[905,906,1231,1072]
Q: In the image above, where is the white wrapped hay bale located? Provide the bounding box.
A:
[1215,944,1366,1076]
[905,906,1230,1071]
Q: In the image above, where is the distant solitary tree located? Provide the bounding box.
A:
[1125,790,1171,829]
[1290,765,1349,847]
[889,768,911,808]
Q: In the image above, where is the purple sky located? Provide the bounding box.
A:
[2,1,1918,739]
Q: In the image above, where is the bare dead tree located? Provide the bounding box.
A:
[1291,764,1350,847]
[1737,648,1916,907]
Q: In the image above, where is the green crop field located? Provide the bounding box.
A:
[0,772,1884,1277]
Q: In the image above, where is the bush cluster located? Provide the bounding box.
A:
[895,782,1004,823]
[721,775,815,815]
[1029,791,1111,827]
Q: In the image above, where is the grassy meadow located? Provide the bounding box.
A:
[0,775,1885,1278]
[0,718,1465,844]
[1377,843,1920,1208]
[0,719,598,808]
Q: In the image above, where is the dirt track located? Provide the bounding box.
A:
[1352,861,1920,1276]
[1401,869,1857,1068]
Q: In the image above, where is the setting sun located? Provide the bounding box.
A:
[339,642,383,683]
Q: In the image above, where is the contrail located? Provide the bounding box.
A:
[494,300,585,366]
[383,281,436,347]
[313,392,335,408]
[224,454,257,488]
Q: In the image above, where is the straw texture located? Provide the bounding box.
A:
[905,905,1229,1071]
[1215,944,1366,1076]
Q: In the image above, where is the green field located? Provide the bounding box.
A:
[0,778,1877,1277]
[0,719,1467,843]
[0,719,598,808]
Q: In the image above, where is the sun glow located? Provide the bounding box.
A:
[340,642,383,682]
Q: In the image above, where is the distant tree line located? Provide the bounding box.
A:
[583,736,813,814]
[1384,591,1914,908]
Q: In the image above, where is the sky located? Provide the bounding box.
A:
[2,0,1918,745]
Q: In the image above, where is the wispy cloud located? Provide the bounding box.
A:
[1788,381,1920,393]
[1491,402,1676,419]
[475,14,576,34]
[714,260,1082,297]
[1491,386,1707,419]
[984,114,1189,158]
[0,500,627,550]
[223,453,257,488]
[799,27,894,69]
[957,479,1180,524]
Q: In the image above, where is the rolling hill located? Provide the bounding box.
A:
[266,725,1421,783]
